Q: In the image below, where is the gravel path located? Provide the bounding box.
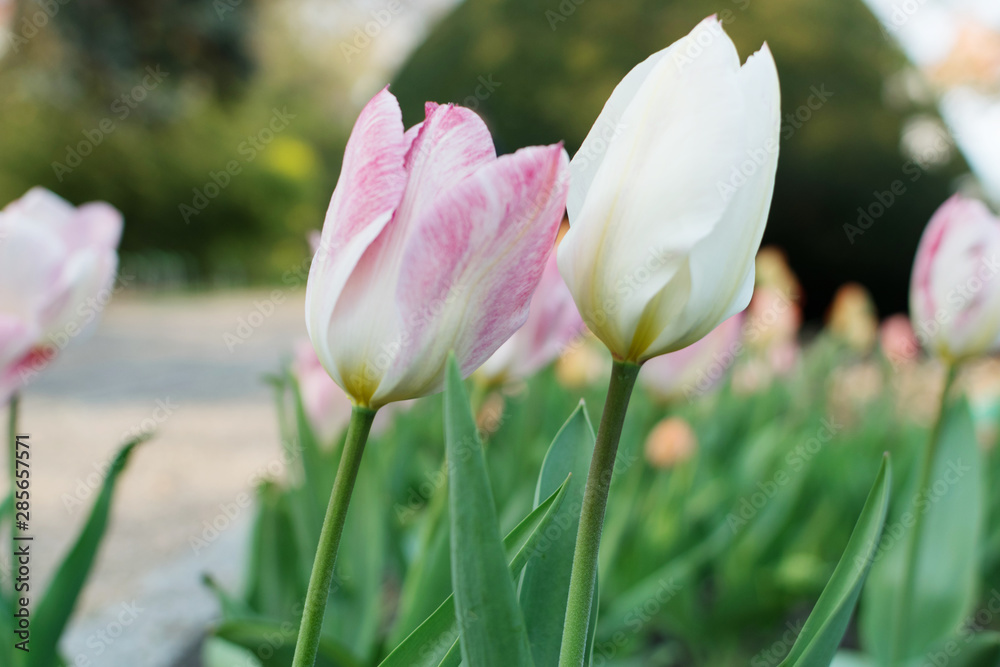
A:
[3,289,310,666]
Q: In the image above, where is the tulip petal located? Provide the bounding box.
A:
[560,15,747,359]
[306,87,408,374]
[642,43,781,357]
[398,103,497,219]
[373,144,569,405]
[0,220,69,325]
[911,195,1000,358]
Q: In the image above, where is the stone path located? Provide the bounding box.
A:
[3,289,310,666]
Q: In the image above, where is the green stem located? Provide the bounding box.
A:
[559,359,641,667]
[292,406,376,667]
[890,363,958,666]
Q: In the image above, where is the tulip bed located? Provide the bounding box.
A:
[192,331,1000,667]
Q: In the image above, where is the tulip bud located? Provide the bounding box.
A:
[306,88,570,408]
[910,195,1000,362]
[476,251,585,386]
[0,188,123,402]
[557,16,780,364]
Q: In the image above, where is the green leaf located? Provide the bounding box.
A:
[245,481,306,617]
[202,637,264,667]
[288,374,326,536]
[861,398,982,663]
[215,618,362,667]
[388,478,452,646]
[379,475,569,667]
[443,354,534,666]
[776,453,892,667]
[519,402,596,666]
[29,437,148,667]
[939,631,1000,667]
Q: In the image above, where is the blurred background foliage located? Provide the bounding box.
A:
[0,0,972,317]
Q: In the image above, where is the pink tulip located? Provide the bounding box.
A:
[910,195,1000,361]
[880,314,920,367]
[0,188,123,402]
[476,250,585,385]
[639,313,744,402]
[305,88,569,409]
[292,339,354,442]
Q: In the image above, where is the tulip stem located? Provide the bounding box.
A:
[559,359,641,667]
[292,405,376,667]
[890,362,958,666]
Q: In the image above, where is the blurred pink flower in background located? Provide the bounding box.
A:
[640,313,744,402]
[747,286,801,372]
[305,87,569,409]
[0,187,123,402]
[292,339,353,443]
[910,195,1000,362]
[879,314,920,367]
[476,251,584,386]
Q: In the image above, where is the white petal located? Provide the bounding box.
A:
[642,43,780,358]
[560,16,747,358]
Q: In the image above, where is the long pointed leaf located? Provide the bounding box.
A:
[30,437,147,667]
[861,398,981,663]
[379,474,569,667]
[519,402,596,666]
[444,355,534,666]
[777,453,892,667]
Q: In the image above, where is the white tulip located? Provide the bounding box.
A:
[558,16,781,364]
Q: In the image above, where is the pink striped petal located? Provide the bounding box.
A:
[306,87,408,369]
[373,143,569,404]
[396,102,496,224]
